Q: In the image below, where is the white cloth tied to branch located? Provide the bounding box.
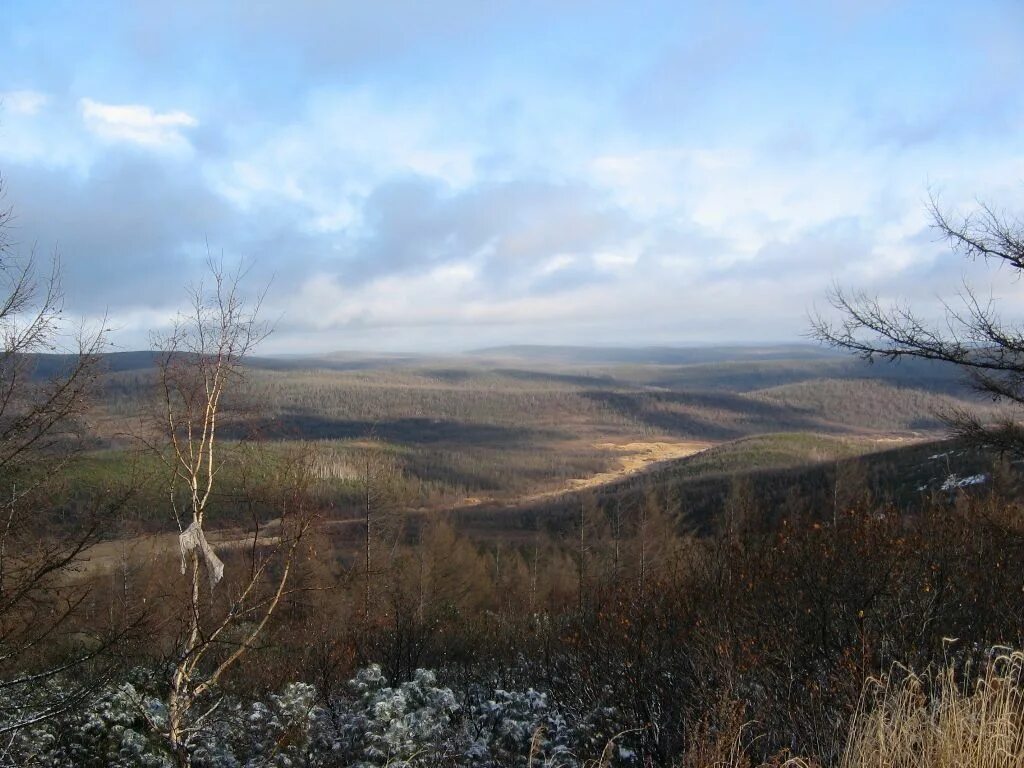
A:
[179,521,225,590]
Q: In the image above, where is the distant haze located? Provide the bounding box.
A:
[1,1,1023,353]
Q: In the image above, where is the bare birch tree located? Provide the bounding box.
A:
[152,261,315,765]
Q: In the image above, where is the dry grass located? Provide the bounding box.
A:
[661,650,1024,768]
[838,649,1024,768]
[528,439,711,501]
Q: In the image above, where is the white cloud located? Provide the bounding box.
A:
[593,243,642,272]
[1,0,1017,355]
[1,89,48,115]
[79,98,197,150]
[205,89,478,222]
[291,263,479,331]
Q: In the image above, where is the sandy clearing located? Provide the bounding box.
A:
[519,439,712,503]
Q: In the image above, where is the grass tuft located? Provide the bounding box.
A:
[839,649,1024,768]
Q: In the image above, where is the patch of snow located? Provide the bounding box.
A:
[940,473,988,491]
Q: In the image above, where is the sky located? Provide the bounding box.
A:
[1,1,1022,354]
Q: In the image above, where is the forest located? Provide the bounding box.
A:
[1,242,1023,767]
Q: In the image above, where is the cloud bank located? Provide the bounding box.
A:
[1,0,1022,352]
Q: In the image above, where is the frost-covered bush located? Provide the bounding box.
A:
[241,682,331,768]
[12,679,171,768]
[1,673,326,768]
[466,686,576,767]
[2,665,601,767]
[331,665,465,766]
[328,666,587,767]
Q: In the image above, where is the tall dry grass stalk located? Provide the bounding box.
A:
[839,648,1024,768]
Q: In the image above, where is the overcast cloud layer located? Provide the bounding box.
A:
[2,1,1023,352]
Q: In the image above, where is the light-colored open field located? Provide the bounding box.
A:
[526,439,711,500]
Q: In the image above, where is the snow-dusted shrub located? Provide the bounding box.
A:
[331,665,465,767]
[467,686,576,767]
[241,682,331,768]
[2,665,600,767]
[22,680,171,768]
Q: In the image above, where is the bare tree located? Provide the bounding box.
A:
[0,176,127,733]
[152,261,316,765]
[354,439,406,626]
[812,195,1024,455]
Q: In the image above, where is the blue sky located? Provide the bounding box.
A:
[1,1,1022,352]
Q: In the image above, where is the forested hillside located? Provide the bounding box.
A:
[31,348,992,540]
[6,334,1024,767]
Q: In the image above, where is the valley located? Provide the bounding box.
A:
[62,343,1000,553]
